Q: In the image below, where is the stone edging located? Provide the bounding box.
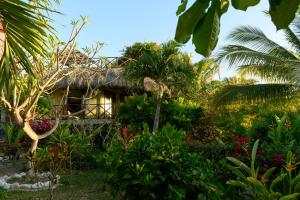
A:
[0,172,60,191]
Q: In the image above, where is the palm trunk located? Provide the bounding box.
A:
[153,96,162,130]
[0,22,5,60]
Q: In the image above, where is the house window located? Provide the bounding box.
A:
[100,94,113,118]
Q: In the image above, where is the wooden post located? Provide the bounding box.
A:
[96,90,100,119]
[81,92,85,118]
[115,93,120,118]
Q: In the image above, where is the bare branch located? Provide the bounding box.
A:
[0,91,12,110]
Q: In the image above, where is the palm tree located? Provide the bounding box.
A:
[184,58,220,106]
[123,41,195,130]
[0,0,53,88]
[215,19,300,104]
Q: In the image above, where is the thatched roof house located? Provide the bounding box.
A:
[49,66,132,121]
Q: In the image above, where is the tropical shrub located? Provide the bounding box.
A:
[101,124,222,199]
[36,123,96,171]
[117,94,203,133]
[160,99,203,132]
[117,94,155,132]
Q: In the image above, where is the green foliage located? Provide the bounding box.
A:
[231,0,259,10]
[175,0,210,44]
[101,124,222,199]
[175,0,300,56]
[161,100,203,131]
[123,40,195,96]
[36,123,96,171]
[1,124,24,146]
[226,140,300,199]
[117,94,155,132]
[122,40,196,129]
[37,96,52,116]
[0,124,25,157]
[117,94,203,132]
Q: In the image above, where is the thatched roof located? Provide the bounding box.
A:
[58,50,94,66]
[56,67,128,89]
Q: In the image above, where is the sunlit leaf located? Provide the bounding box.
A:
[176,0,189,16]
[231,0,260,11]
[175,0,210,44]
[269,0,300,30]
[192,0,221,56]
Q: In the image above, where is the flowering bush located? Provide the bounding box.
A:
[30,118,52,134]
[101,124,223,199]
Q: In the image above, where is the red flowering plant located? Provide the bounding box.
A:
[232,135,250,158]
[231,135,271,173]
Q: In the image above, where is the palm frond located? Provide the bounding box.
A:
[217,45,287,71]
[283,27,300,55]
[228,26,297,60]
[213,84,297,105]
[237,63,294,82]
[0,0,53,88]
[290,17,300,41]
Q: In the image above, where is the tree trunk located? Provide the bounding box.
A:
[27,139,39,176]
[0,21,5,60]
[153,96,162,130]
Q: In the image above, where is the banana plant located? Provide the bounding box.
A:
[226,140,300,200]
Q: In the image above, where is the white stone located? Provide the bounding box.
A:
[19,172,26,177]
[10,183,20,189]
[0,172,60,191]
[13,173,22,179]
[20,184,32,190]
[2,182,10,190]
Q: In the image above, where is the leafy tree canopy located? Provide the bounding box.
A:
[175,0,300,57]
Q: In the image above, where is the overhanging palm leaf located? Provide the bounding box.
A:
[0,0,53,88]
[227,26,297,60]
[215,22,300,104]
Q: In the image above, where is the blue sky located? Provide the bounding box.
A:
[52,0,284,78]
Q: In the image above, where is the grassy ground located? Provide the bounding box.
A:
[0,170,113,200]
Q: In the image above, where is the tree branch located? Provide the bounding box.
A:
[38,118,59,140]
